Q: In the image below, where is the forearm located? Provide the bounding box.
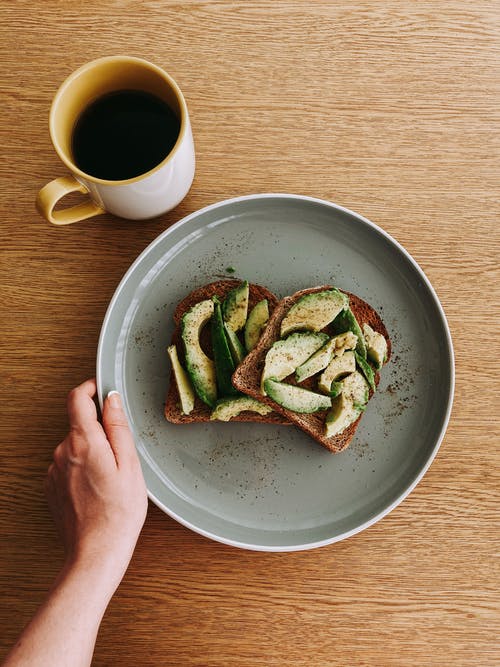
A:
[2,557,120,667]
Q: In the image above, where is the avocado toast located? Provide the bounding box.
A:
[232,286,391,453]
[164,280,289,424]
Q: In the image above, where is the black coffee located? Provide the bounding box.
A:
[72,90,180,181]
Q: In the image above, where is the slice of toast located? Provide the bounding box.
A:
[232,286,391,452]
[164,280,289,424]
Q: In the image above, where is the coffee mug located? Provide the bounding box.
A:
[36,56,195,225]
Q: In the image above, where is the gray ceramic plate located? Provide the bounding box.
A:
[97,194,454,551]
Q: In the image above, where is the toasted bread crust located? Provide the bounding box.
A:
[164,281,289,424]
[232,286,391,452]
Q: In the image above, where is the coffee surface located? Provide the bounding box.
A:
[72,89,180,180]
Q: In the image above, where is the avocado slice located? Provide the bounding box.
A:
[181,299,217,407]
[362,323,388,369]
[318,350,356,394]
[244,299,269,352]
[264,378,331,413]
[210,396,273,421]
[329,381,343,398]
[224,323,246,365]
[167,344,196,415]
[295,339,336,383]
[355,350,376,392]
[261,331,329,395]
[211,299,239,397]
[295,331,358,383]
[280,289,348,337]
[342,370,370,407]
[222,281,249,332]
[331,307,367,358]
[325,371,369,437]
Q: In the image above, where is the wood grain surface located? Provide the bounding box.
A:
[1,2,499,665]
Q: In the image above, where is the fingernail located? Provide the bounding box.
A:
[107,390,121,409]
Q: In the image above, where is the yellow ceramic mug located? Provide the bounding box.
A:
[36,56,195,225]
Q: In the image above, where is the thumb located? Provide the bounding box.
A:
[102,391,137,466]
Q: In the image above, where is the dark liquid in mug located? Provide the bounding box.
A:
[71,90,180,181]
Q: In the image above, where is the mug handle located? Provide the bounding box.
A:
[36,175,105,225]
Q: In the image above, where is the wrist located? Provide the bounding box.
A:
[61,548,130,602]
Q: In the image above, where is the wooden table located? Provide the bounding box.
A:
[1,2,498,665]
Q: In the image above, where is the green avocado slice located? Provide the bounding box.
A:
[317,350,356,394]
[294,338,337,383]
[224,322,246,365]
[211,299,239,397]
[354,351,376,392]
[328,381,343,398]
[325,371,369,437]
[295,331,358,383]
[264,378,332,413]
[222,281,249,332]
[331,307,367,358]
[362,323,388,369]
[280,289,348,337]
[167,344,196,414]
[210,396,273,421]
[261,332,329,394]
[244,299,269,352]
[181,299,217,407]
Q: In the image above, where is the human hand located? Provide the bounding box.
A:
[2,382,148,667]
[46,379,148,588]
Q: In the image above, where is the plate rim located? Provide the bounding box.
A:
[96,192,455,552]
